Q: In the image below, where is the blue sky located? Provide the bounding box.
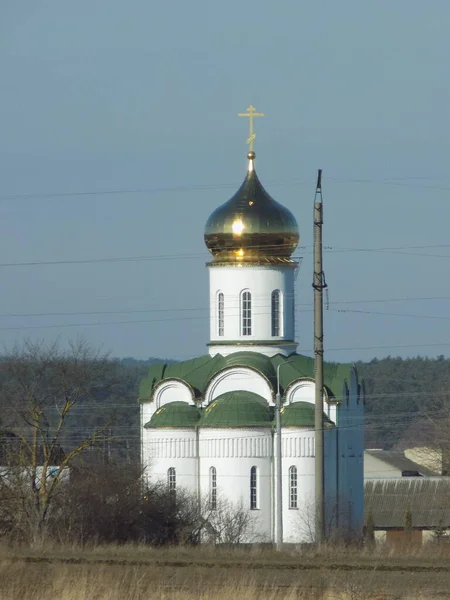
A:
[0,1,449,362]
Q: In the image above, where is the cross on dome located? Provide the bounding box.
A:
[238,105,264,152]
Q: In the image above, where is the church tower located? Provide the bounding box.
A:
[204,147,300,357]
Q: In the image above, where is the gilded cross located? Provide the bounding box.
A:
[238,105,264,151]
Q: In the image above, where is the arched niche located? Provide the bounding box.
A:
[153,379,195,410]
[204,367,273,405]
[285,378,316,406]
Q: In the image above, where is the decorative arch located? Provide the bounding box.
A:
[285,378,315,405]
[204,366,274,405]
[152,378,195,410]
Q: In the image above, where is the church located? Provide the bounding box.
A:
[139,109,364,544]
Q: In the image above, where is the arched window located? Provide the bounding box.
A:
[209,466,217,510]
[250,466,258,509]
[217,292,224,337]
[241,290,252,336]
[289,466,298,509]
[167,467,176,497]
[271,290,282,336]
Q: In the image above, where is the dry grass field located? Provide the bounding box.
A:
[1,543,450,599]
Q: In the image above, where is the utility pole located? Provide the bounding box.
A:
[313,168,326,544]
[275,377,283,552]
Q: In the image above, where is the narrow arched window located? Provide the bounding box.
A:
[241,291,252,336]
[217,293,224,337]
[271,290,281,336]
[209,466,217,510]
[250,466,258,509]
[289,466,298,509]
[167,467,176,498]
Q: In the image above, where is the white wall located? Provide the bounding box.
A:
[208,264,297,357]
[281,429,316,543]
[142,427,198,495]
[143,423,346,544]
[199,428,272,542]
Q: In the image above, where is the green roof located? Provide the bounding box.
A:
[281,401,333,428]
[145,401,201,428]
[200,391,273,428]
[139,351,353,405]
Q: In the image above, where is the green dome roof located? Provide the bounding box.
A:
[281,401,333,428]
[146,401,201,428]
[200,391,273,428]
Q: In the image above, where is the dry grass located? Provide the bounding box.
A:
[0,543,449,599]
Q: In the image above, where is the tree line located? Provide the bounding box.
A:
[0,341,448,544]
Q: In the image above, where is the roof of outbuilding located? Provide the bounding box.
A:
[365,478,450,529]
[145,401,201,428]
[139,351,353,404]
[200,391,273,428]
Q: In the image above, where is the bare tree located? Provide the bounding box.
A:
[0,339,118,541]
[196,494,261,544]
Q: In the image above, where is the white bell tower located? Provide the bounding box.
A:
[204,108,300,357]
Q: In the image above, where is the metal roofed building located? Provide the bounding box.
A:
[139,117,365,544]
[365,478,450,545]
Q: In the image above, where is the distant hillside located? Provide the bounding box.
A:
[117,357,175,367]
[1,354,448,458]
[357,356,450,449]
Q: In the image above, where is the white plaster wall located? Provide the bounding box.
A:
[208,342,296,357]
[142,428,198,495]
[141,423,348,544]
[198,428,273,542]
[204,367,273,405]
[208,264,297,356]
[281,429,316,543]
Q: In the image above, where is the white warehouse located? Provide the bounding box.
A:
[139,144,364,544]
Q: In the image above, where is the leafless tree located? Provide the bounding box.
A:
[0,339,117,541]
[195,493,261,544]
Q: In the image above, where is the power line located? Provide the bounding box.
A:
[0,243,449,270]
[2,175,450,203]
[332,308,450,322]
[1,293,448,319]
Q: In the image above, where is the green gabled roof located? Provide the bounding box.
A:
[145,401,201,428]
[200,391,273,428]
[139,354,222,400]
[281,401,333,428]
[139,351,353,405]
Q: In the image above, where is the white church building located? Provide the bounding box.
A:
[139,141,364,544]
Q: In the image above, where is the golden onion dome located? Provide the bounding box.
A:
[204,151,299,264]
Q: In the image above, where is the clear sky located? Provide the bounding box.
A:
[0,1,449,363]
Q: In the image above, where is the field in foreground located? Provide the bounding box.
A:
[1,544,450,599]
